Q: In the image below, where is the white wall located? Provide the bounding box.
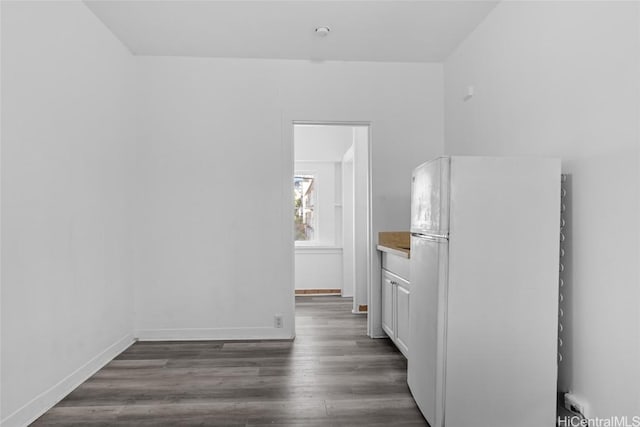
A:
[342,146,355,298]
[352,127,369,312]
[1,2,136,425]
[294,248,343,291]
[444,1,639,419]
[135,57,444,340]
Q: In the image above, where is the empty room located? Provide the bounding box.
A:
[1,1,639,426]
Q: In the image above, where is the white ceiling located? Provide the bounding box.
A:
[84,1,499,62]
[294,125,356,162]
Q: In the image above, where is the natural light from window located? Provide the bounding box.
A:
[294,174,316,241]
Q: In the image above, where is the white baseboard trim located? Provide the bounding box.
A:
[135,327,294,341]
[1,333,135,427]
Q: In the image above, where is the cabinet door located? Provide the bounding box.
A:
[395,282,410,357]
[381,270,394,338]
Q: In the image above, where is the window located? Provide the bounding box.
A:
[294,174,316,241]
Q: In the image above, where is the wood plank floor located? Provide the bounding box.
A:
[32,296,428,426]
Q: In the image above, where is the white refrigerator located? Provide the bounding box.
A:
[408,156,561,427]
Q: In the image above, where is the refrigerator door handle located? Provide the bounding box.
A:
[411,232,449,241]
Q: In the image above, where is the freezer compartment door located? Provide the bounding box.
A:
[410,157,450,236]
[408,234,448,427]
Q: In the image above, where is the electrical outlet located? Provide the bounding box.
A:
[274,314,283,328]
[564,393,585,417]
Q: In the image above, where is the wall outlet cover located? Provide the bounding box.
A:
[274,314,283,328]
[564,393,585,417]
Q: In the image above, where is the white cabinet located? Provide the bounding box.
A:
[395,282,410,356]
[380,252,410,358]
[381,272,395,338]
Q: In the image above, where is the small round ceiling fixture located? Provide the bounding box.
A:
[315,27,331,37]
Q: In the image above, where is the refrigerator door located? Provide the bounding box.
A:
[410,157,450,236]
[408,234,448,427]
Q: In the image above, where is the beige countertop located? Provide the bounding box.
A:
[377,231,410,258]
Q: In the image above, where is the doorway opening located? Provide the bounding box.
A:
[292,122,371,318]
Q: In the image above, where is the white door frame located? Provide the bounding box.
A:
[283,117,374,337]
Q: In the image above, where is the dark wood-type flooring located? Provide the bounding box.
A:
[32,296,428,426]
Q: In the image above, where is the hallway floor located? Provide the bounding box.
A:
[32,296,427,426]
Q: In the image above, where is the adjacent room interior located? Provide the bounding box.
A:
[293,123,370,317]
